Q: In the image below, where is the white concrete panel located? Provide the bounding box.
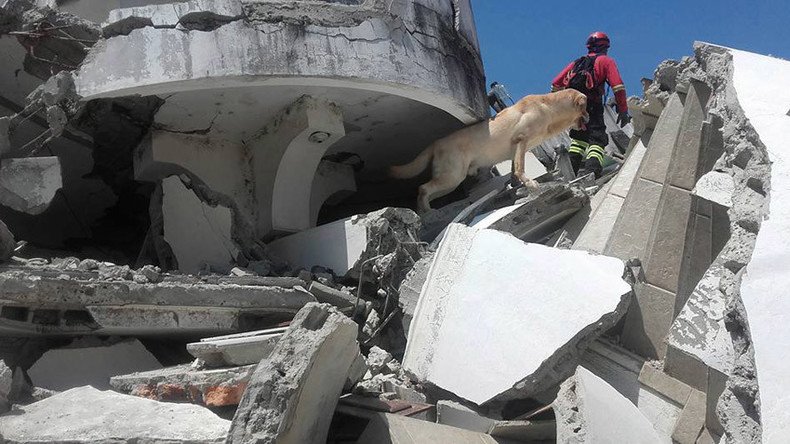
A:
[404,224,631,405]
[732,47,790,443]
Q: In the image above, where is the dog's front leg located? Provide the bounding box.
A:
[513,142,539,190]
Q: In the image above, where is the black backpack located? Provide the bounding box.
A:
[565,55,599,97]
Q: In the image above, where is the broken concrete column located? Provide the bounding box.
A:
[227,303,359,444]
[403,224,632,405]
[0,386,230,443]
[161,175,240,274]
[0,219,14,260]
[0,156,62,215]
[553,366,662,443]
[27,338,163,391]
[250,96,345,234]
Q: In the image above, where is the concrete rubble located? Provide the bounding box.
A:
[0,0,783,442]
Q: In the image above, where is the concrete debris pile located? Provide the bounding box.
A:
[0,0,785,442]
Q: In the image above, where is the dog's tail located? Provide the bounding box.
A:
[388,146,434,179]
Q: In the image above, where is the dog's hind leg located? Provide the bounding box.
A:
[513,141,539,191]
[417,148,467,213]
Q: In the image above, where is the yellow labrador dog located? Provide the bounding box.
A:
[390,89,589,213]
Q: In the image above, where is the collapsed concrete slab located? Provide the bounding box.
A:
[0,264,315,336]
[28,338,162,391]
[0,386,230,443]
[357,412,514,444]
[553,366,662,443]
[227,303,359,444]
[403,224,632,405]
[0,157,62,215]
[111,363,255,407]
[186,327,285,367]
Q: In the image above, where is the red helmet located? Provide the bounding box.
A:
[586,31,610,49]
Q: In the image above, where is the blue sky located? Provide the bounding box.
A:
[470,0,790,101]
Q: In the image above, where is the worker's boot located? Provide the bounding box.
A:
[569,152,583,174]
[578,158,603,179]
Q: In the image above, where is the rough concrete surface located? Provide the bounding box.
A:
[0,157,62,215]
[404,224,632,405]
[553,366,662,444]
[227,303,359,444]
[111,363,255,407]
[0,386,230,443]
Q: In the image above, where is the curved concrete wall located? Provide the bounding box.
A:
[75,0,487,122]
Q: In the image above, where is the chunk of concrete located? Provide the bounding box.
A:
[357,412,514,444]
[403,224,632,405]
[0,386,230,443]
[28,338,162,391]
[553,366,662,443]
[268,215,368,276]
[227,303,359,444]
[186,328,283,367]
[0,359,11,413]
[111,363,255,407]
[162,175,239,274]
[0,156,62,215]
[693,171,734,208]
[0,219,14,261]
[436,400,497,433]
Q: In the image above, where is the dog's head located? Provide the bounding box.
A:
[570,91,589,130]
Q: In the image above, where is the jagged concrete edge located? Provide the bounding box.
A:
[692,41,769,442]
[486,288,633,406]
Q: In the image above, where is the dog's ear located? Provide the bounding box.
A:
[574,94,587,111]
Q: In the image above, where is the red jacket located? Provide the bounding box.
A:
[552,53,628,113]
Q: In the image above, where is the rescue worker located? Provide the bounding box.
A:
[551,31,631,178]
[487,81,514,113]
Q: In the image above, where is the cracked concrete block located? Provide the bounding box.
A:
[397,253,433,336]
[0,386,230,443]
[161,175,239,274]
[667,81,711,191]
[605,177,663,261]
[644,186,694,294]
[28,338,162,391]
[639,93,685,184]
[403,224,631,405]
[0,156,62,215]
[621,281,676,359]
[111,363,255,407]
[268,215,368,276]
[186,328,284,367]
[357,412,508,444]
[693,171,734,208]
[553,366,662,444]
[227,303,359,444]
[103,0,243,36]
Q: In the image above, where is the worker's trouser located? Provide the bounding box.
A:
[568,96,608,177]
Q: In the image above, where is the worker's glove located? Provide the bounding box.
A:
[616,112,632,128]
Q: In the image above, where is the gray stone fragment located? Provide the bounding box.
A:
[0,219,14,261]
[186,328,283,367]
[357,413,509,444]
[0,157,62,215]
[0,386,230,443]
[227,303,359,444]
[0,359,11,413]
[553,366,662,443]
